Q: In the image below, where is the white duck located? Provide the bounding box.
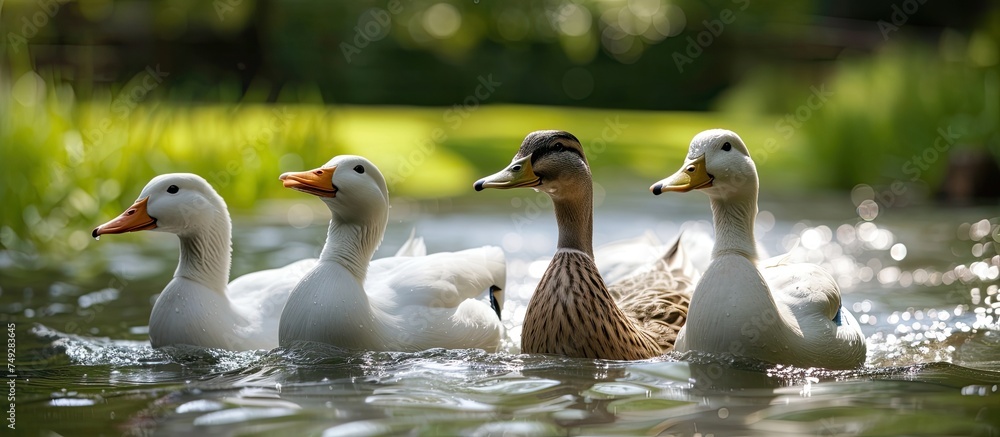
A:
[92,173,317,351]
[650,129,866,369]
[277,155,506,352]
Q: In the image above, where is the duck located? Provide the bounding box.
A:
[650,129,866,369]
[277,155,506,352]
[475,130,694,360]
[92,173,317,351]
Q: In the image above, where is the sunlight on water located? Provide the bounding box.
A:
[3,196,999,435]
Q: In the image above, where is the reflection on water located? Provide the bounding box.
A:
[2,193,999,435]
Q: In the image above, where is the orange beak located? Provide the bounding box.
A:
[279,165,338,198]
[92,197,158,239]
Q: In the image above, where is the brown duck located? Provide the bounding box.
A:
[475,130,694,360]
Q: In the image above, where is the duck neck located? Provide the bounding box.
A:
[319,213,386,282]
[709,190,759,262]
[551,178,594,258]
[175,212,232,293]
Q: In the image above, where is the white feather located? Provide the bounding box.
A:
[661,130,866,369]
[278,156,506,352]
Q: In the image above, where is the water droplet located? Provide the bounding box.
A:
[95,235,100,241]
[174,308,179,313]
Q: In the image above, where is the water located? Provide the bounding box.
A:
[2,190,999,436]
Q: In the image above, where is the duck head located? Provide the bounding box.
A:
[280,155,388,226]
[93,173,228,239]
[650,129,758,200]
[474,130,590,200]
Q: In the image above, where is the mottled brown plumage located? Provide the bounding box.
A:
[476,130,695,360]
[608,241,694,353]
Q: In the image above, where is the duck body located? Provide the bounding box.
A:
[476,130,692,360]
[277,156,506,352]
[654,129,866,369]
[522,249,662,360]
[280,247,505,351]
[148,268,313,350]
[678,255,864,369]
[279,259,381,349]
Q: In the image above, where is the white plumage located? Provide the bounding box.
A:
[94,173,315,351]
[277,155,506,352]
[92,173,434,352]
[653,129,866,369]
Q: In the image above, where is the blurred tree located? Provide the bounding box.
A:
[2,0,991,109]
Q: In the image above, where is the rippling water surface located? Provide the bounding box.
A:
[2,191,999,436]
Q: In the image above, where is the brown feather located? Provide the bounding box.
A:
[490,130,695,360]
[522,250,678,360]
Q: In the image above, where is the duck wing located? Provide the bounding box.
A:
[393,228,427,257]
[367,246,506,310]
[366,246,506,351]
[762,262,866,368]
[762,262,840,323]
[607,237,696,352]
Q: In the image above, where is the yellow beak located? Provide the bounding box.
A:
[650,154,713,195]
[92,197,158,238]
[280,165,339,198]
[474,156,541,191]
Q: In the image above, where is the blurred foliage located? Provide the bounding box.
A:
[718,30,1000,192]
[2,0,999,265]
[0,70,804,263]
[3,0,982,109]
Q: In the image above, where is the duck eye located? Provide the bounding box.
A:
[722,142,732,151]
[167,185,179,194]
[353,165,365,174]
